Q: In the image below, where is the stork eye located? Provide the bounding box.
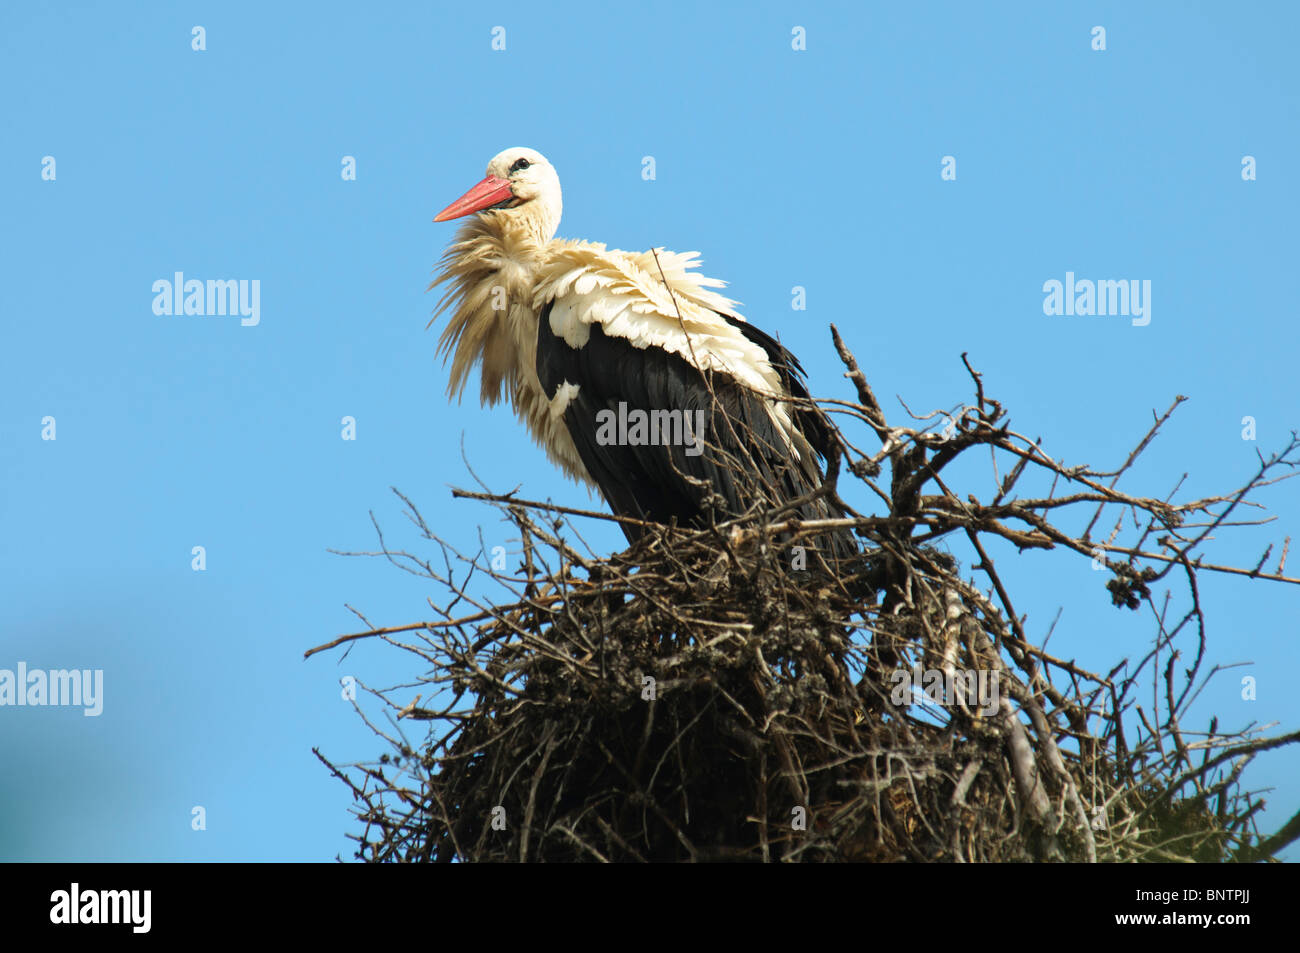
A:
[510,157,531,173]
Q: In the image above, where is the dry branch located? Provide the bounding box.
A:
[312,329,1300,863]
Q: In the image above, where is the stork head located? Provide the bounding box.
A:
[433,147,562,242]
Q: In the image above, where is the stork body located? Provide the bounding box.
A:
[431,148,854,560]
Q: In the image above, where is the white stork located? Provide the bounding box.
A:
[429,147,855,561]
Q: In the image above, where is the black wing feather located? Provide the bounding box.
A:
[537,302,849,558]
[717,312,837,461]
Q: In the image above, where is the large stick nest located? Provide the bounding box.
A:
[313,329,1300,863]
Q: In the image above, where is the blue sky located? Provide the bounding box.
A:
[1,1,1296,861]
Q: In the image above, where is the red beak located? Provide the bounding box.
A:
[433,174,515,222]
